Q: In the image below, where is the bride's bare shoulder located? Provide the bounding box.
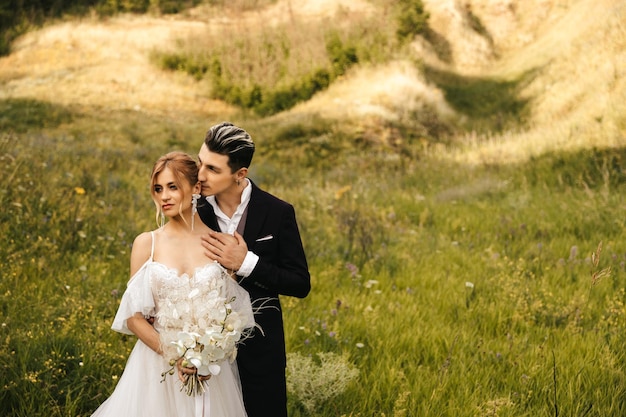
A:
[129,232,153,275]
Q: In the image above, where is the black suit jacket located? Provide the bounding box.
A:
[198,181,310,417]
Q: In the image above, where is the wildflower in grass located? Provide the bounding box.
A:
[286,352,359,413]
[24,371,40,383]
[591,242,602,267]
[590,241,611,287]
[364,279,378,288]
[74,187,86,195]
[345,262,359,278]
[477,397,514,415]
[574,241,615,330]
[355,343,364,348]
[393,391,411,417]
[334,185,351,200]
[465,281,475,308]
[592,267,612,286]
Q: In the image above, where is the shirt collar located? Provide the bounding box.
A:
[205,179,252,220]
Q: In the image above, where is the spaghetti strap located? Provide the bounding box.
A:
[149,231,155,261]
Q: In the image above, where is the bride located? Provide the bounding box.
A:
[91,151,255,417]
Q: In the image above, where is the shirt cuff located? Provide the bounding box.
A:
[236,251,259,278]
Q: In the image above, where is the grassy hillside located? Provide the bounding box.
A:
[1,0,626,416]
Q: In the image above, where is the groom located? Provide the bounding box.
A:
[196,122,311,417]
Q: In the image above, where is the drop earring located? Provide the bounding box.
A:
[191,193,200,230]
[159,210,165,228]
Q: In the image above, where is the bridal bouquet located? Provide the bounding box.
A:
[161,296,248,396]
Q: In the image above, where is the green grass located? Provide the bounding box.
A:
[423,66,533,133]
[1,96,625,416]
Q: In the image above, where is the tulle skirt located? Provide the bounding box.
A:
[91,340,248,417]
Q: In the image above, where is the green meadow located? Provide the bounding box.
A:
[2,99,625,416]
[1,0,626,416]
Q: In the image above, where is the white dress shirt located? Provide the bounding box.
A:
[205,180,259,278]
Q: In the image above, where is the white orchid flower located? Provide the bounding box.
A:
[201,343,226,362]
[186,352,203,370]
[171,331,200,356]
[208,364,221,375]
[197,363,221,376]
[197,363,211,376]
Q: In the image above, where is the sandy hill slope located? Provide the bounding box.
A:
[442,0,626,163]
[0,0,375,119]
[0,0,624,162]
[0,15,230,118]
[289,0,625,163]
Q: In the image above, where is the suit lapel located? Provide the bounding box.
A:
[243,182,270,247]
[198,200,219,230]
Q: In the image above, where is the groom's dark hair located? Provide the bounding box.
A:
[204,122,255,172]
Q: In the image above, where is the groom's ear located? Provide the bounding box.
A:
[235,167,248,179]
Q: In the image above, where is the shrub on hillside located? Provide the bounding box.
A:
[395,0,429,42]
[204,35,357,116]
[153,9,398,116]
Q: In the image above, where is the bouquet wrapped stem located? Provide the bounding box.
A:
[180,367,209,396]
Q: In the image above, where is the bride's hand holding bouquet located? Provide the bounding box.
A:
[160,297,249,396]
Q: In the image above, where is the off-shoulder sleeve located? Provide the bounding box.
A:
[111,262,156,335]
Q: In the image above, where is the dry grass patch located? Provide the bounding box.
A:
[0,15,233,118]
[436,0,626,165]
[286,60,454,123]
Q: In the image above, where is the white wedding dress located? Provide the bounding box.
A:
[91,232,254,417]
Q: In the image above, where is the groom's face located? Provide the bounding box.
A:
[197,144,236,197]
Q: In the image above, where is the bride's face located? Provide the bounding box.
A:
[153,167,192,219]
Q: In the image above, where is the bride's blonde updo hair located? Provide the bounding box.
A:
[150,151,199,226]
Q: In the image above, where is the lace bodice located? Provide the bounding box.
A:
[111,233,255,362]
[150,261,230,334]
